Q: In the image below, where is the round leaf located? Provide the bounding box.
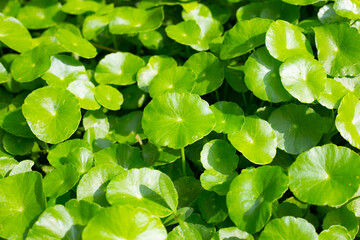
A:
[82,205,167,240]
[107,168,178,217]
[16,0,66,29]
[184,52,224,95]
[268,104,323,155]
[0,172,46,240]
[137,55,177,92]
[265,20,313,61]
[2,133,34,156]
[55,28,97,59]
[109,111,145,144]
[1,108,35,138]
[220,18,273,59]
[200,139,239,174]
[227,166,289,233]
[94,84,124,111]
[318,78,348,109]
[22,86,81,144]
[210,101,245,134]
[319,226,352,240]
[11,47,51,83]
[334,0,360,20]
[77,164,124,206]
[259,216,318,240]
[95,52,145,85]
[83,110,109,139]
[149,66,196,98]
[109,7,164,34]
[336,93,360,149]
[314,23,360,77]
[244,46,292,103]
[67,79,100,110]
[212,227,254,240]
[142,92,215,149]
[228,116,277,165]
[279,56,326,103]
[322,207,359,238]
[289,144,360,207]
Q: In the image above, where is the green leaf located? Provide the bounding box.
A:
[0,15,33,53]
[184,52,224,95]
[212,227,254,240]
[11,47,51,83]
[201,139,239,174]
[289,144,360,207]
[55,28,97,59]
[26,205,78,240]
[47,139,91,168]
[281,0,322,5]
[336,93,360,149]
[66,147,94,174]
[2,133,34,155]
[168,221,202,240]
[210,101,245,134]
[43,164,80,199]
[314,23,360,77]
[83,110,109,139]
[220,18,273,59]
[236,1,299,23]
[268,104,323,155]
[322,207,359,238]
[95,52,145,85]
[41,55,89,87]
[9,160,34,176]
[244,46,292,103]
[65,199,102,226]
[16,0,66,29]
[107,168,178,217]
[0,172,46,240]
[318,78,348,109]
[61,0,102,15]
[94,143,147,169]
[1,108,35,138]
[165,20,202,47]
[0,157,18,177]
[149,66,196,98]
[22,86,81,144]
[139,30,164,50]
[77,164,124,206]
[174,176,203,208]
[319,226,352,240]
[109,111,145,144]
[228,116,277,165]
[94,84,123,111]
[137,55,177,92]
[82,205,167,240]
[200,168,237,195]
[259,216,318,240]
[334,0,360,20]
[0,62,8,84]
[142,92,215,149]
[279,56,326,103]
[121,85,147,110]
[265,20,313,61]
[109,7,164,34]
[67,79,100,110]
[227,166,289,233]
[198,191,228,224]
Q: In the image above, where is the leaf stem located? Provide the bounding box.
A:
[242,92,247,106]
[181,147,186,176]
[91,42,118,53]
[224,81,229,101]
[112,35,119,50]
[215,90,220,102]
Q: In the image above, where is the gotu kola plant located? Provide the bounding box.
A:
[2,0,360,239]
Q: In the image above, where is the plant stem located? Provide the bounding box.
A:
[224,81,229,101]
[215,90,220,102]
[92,42,118,53]
[112,35,119,50]
[181,147,186,176]
[242,92,247,106]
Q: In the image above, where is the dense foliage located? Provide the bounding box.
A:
[2,0,360,239]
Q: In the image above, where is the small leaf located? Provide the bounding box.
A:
[94,84,123,111]
[210,101,244,134]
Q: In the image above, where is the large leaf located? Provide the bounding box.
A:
[22,86,81,144]
[142,92,215,149]
[107,168,178,217]
[227,166,289,233]
[289,144,360,207]
[0,172,46,240]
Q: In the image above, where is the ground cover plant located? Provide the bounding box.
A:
[2,0,360,239]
